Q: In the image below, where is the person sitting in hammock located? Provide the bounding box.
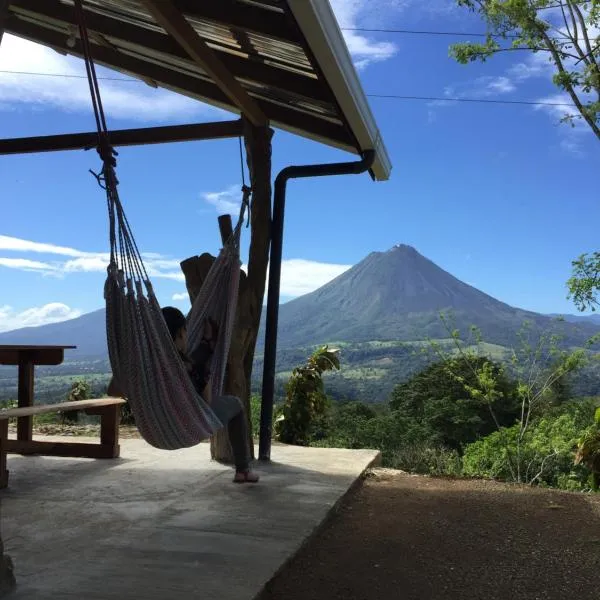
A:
[107,307,259,484]
[161,306,259,484]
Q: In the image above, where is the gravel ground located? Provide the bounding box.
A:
[258,469,600,600]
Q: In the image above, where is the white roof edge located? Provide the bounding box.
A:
[286,0,392,182]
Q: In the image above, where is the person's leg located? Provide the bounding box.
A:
[211,395,258,482]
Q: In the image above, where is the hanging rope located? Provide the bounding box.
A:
[238,135,251,228]
[73,0,251,450]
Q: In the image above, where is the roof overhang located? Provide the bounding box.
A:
[1,0,392,181]
[286,0,391,181]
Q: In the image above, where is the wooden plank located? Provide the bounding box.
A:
[0,398,126,420]
[9,0,326,102]
[11,0,297,46]
[16,355,34,442]
[0,120,244,155]
[0,347,69,366]
[3,439,119,459]
[143,0,267,126]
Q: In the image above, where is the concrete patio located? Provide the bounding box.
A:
[0,437,379,599]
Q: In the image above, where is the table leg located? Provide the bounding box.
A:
[17,356,34,443]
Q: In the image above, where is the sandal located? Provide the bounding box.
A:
[233,470,260,484]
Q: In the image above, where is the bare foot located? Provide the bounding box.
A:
[233,470,260,484]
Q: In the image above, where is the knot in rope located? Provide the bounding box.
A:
[96,134,117,168]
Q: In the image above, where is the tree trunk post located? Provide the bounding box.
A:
[181,117,273,464]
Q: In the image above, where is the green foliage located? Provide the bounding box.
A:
[391,345,520,450]
[451,0,600,138]
[575,406,600,490]
[275,346,340,446]
[62,378,91,424]
[568,252,600,312]
[463,408,593,489]
[250,394,261,438]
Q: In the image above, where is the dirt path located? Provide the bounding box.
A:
[258,470,600,600]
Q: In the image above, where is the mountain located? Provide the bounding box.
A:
[270,245,600,349]
[0,309,107,358]
[549,313,600,325]
[2,245,599,358]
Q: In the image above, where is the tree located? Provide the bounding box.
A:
[575,406,600,489]
[62,378,91,424]
[451,0,600,139]
[430,315,587,480]
[391,355,520,450]
[568,252,600,311]
[275,346,340,446]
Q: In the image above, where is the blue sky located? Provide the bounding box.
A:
[1,0,599,332]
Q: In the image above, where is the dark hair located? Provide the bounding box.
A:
[161,306,186,340]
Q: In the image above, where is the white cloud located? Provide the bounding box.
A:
[3,234,351,301]
[330,0,398,69]
[0,257,57,273]
[172,292,189,302]
[176,258,352,301]
[0,234,184,281]
[277,258,351,297]
[0,303,82,333]
[0,34,220,122]
[202,185,243,216]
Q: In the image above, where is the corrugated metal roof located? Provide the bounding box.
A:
[3,0,391,180]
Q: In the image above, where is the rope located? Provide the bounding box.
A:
[238,136,251,228]
[73,0,250,450]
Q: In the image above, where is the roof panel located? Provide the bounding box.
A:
[2,0,391,180]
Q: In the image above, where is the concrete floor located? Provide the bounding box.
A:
[0,438,379,600]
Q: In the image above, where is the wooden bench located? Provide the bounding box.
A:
[0,397,126,488]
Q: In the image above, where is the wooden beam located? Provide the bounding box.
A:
[143,0,267,126]
[0,119,244,155]
[3,439,119,459]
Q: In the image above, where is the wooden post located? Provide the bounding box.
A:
[181,117,273,464]
[100,405,121,458]
[209,214,236,463]
[16,354,34,443]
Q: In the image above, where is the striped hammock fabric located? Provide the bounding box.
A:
[103,163,249,450]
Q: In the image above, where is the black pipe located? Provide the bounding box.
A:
[258,150,376,461]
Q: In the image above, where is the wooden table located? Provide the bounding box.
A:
[0,345,76,442]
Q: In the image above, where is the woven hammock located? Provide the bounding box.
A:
[73,0,248,450]
[104,180,249,450]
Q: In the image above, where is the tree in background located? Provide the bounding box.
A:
[431,315,587,481]
[451,0,600,138]
[568,252,600,312]
[62,378,91,424]
[275,346,340,446]
[390,355,519,450]
[575,406,600,489]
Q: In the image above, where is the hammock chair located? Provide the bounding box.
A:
[74,0,248,450]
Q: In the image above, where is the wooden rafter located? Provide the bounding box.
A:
[142,0,267,126]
